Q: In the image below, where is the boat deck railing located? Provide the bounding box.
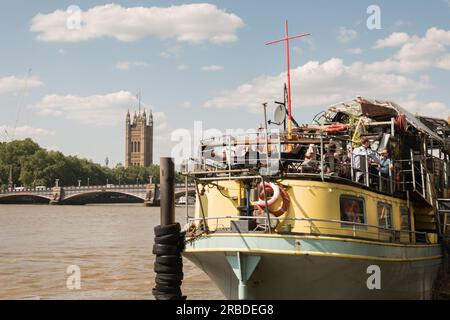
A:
[184,130,448,201]
[187,216,430,245]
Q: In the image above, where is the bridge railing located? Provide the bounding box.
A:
[64,184,149,190]
[0,187,52,193]
[1,183,197,194]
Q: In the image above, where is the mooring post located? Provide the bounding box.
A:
[160,157,175,226]
[153,157,185,300]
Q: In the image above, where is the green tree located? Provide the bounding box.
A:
[0,139,190,189]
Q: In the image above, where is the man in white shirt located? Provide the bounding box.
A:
[352,137,381,185]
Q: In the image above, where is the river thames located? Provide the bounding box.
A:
[0,204,224,300]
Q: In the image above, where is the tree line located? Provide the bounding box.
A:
[0,139,184,191]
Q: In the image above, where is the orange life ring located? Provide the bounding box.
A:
[270,185,290,217]
[325,123,348,133]
[257,182,280,207]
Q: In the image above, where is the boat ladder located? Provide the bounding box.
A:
[408,149,436,207]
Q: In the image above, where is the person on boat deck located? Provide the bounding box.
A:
[352,137,381,184]
[335,151,351,179]
[380,148,394,192]
[301,145,318,173]
[380,148,393,177]
[323,143,337,174]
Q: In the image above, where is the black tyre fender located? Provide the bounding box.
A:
[154,224,181,237]
[154,233,183,245]
[153,287,182,296]
[154,293,182,301]
[156,273,184,282]
[155,255,182,266]
[154,284,181,292]
[153,243,180,256]
[154,263,182,274]
[155,279,183,287]
[154,259,182,269]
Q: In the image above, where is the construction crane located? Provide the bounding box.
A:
[3,68,33,191]
[2,68,33,142]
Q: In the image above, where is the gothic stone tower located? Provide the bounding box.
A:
[125,109,153,167]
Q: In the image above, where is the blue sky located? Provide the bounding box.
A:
[0,0,449,166]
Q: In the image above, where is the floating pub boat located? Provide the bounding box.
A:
[182,96,450,300]
[180,22,449,299]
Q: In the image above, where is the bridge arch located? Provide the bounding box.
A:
[0,193,52,204]
[61,191,145,205]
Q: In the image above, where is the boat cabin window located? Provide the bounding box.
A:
[377,202,393,229]
[340,196,366,225]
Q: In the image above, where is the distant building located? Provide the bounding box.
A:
[125,109,153,167]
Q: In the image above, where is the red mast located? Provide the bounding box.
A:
[266,20,310,138]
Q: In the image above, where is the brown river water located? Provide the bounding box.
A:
[0,204,225,300]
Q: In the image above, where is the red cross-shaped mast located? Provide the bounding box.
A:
[266,20,310,137]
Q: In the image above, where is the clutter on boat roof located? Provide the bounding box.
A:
[305,97,449,147]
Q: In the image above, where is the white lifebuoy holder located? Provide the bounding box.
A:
[257,182,280,207]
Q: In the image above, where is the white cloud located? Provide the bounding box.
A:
[204,58,429,112]
[177,64,189,71]
[160,46,182,59]
[0,75,44,94]
[116,61,149,70]
[30,3,244,44]
[437,54,450,70]
[337,27,357,43]
[373,28,450,73]
[28,91,167,129]
[204,27,450,118]
[201,65,224,72]
[346,48,362,55]
[397,95,450,118]
[374,32,410,48]
[0,125,55,140]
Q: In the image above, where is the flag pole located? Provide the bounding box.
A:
[265,20,310,151]
[285,20,293,137]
